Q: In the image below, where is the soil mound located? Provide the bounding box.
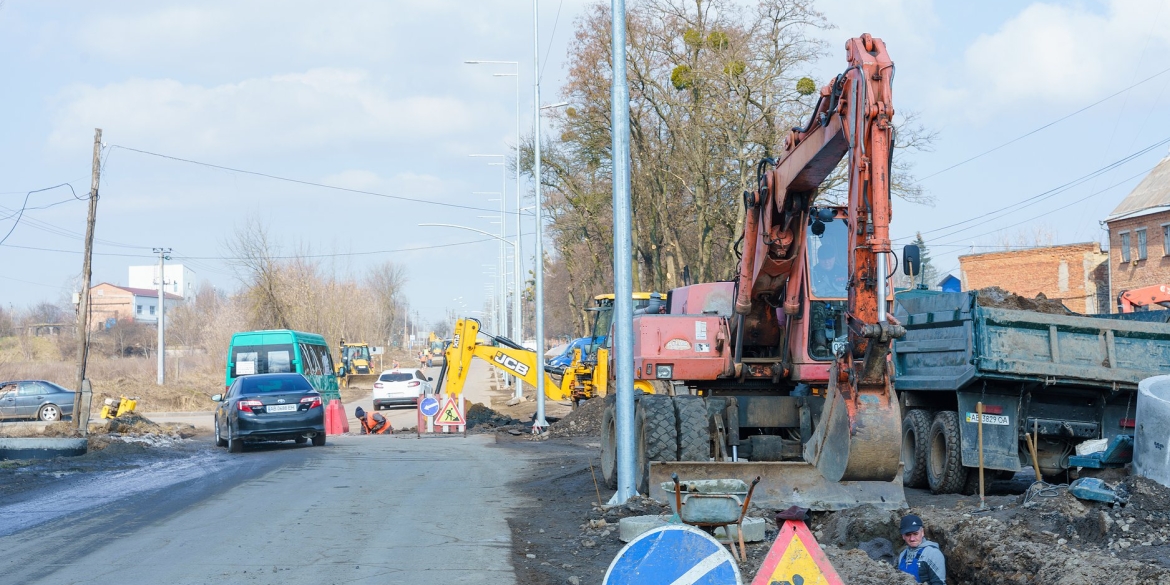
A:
[465,403,522,430]
[976,286,1072,315]
[548,397,606,438]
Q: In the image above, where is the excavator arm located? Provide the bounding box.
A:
[1118,284,1170,313]
[436,318,573,401]
[737,34,904,482]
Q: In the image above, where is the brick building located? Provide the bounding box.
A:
[1104,154,1170,311]
[88,283,183,330]
[959,243,1109,314]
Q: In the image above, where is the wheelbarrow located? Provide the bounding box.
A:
[664,473,761,561]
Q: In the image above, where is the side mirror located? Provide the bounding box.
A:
[211,394,223,402]
[428,377,434,381]
[902,244,921,277]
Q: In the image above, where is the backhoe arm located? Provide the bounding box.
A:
[438,318,571,401]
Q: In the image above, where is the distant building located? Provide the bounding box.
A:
[1104,154,1170,311]
[89,283,183,329]
[959,243,1109,314]
[127,264,197,300]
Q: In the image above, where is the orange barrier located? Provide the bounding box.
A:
[325,399,349,435]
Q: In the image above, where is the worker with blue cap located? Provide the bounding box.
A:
[895,514,946,584]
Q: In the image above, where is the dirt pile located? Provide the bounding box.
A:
[976,286,1072,315]
[0,422,83,438]
[548,397,606,438]
[465,403,522,430]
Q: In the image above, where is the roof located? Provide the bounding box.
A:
[1107,153,1170,221]
[958,242,1103,261]
[93,283,183,300]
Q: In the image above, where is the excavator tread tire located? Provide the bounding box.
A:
[927,411,968,494]
[674,395,711,462]
[601,404,618,489]
[637,394,677,494]
[902,409,934,489]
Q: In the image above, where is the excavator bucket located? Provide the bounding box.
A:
[648,461,905,512]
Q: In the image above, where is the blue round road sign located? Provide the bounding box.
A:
[419,396,440,417]
[604,524,742,585]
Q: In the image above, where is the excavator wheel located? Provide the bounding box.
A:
[636,394,677,494]
[600,404,618,489]
[927,411,968,494]
[673,396,710,462]
[901,409,934,489]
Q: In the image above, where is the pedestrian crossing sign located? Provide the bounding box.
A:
[750,520,843,585]
[434,397,466,426]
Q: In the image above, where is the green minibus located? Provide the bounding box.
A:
[224,330,341,403]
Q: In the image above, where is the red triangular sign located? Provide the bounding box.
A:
[434,397,466,425]
[750,520,844,585]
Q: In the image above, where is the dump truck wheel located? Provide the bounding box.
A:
[902,409,933,489]
[636,394,677,494]
[601,404,618,489]
[674,395,710,462]
[927,411,968,494]
[961,466,993,496]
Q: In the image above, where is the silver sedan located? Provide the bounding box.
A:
[0,380,75,422]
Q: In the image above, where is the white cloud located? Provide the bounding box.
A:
[49,68,477,155]
[960,0,1170,109]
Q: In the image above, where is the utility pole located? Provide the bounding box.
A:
[153,247,172,385]
[73,128,102,430]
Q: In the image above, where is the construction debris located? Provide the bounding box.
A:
[976,286,1072,314]
[547,397,605,438]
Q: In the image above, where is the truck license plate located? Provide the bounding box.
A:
[966,412,1009,426]
[267,404,298,413]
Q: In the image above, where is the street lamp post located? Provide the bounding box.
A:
[420,222,524,399]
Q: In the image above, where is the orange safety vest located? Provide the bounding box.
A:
[363,412,391,435]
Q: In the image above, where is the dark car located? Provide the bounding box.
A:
[212,373,326,453]
[0,380,75,422]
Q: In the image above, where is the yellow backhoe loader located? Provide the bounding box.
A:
[336,340,379,388]
[437,293,666,403]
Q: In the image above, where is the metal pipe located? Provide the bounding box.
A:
[513,70,523,398]
[876,251,888,322]
[610,0,636,502]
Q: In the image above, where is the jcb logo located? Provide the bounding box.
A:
[453,334,461,347]
[493,352,530,376]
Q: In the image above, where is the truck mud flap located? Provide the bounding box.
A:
[648,461,906,512]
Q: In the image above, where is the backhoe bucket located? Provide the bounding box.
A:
[342,373,379,389]
[802,366,903,482]
[649,461,906,512]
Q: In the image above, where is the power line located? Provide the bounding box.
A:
[0,274,68,290]
[917,65,1170,181]
[899,135,1170,242]
[109,145,529,216]
[0,183,83,247]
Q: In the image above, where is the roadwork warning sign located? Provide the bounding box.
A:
[750,520,843,585]
[434,397,466,426]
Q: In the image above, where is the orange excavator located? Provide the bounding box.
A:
[601,34,906,510]
[1118,284,1170,313]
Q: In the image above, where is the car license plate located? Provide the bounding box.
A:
[267,404,298,413]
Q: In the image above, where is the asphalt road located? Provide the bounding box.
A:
[0,361,535,585]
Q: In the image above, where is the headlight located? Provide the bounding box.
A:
[656,365,673,379]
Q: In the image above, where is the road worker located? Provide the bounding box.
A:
[896,514,946,584]
[354,406,392,435]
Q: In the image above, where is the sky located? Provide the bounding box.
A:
[2,0,1169,326]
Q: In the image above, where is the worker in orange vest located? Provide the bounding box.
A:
[354,406,392,435]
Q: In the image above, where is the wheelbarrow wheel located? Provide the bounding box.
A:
[636,394,677,494]
[601,404,618,489]
[674,395,710,462]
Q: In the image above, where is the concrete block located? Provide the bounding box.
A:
[618,515,766,543]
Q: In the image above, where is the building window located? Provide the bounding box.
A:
[149,305,156,316]
[1137,228,1147,260]
[1120,232,1131,263]
[1163,224,1170,256]
[136,305,143,315]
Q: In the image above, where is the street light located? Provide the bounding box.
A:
[470,155,510,361]
[466,60,523,356]
[420,222,524,399]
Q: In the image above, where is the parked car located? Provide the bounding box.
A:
[0,380,75,422]
[372,369,434,410]
[212,373,325,453]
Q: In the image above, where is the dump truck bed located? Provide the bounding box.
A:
[894,291,1170,392]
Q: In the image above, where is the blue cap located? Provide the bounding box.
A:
[900,514,924,534]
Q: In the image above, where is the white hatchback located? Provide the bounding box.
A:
[372,369,435,410]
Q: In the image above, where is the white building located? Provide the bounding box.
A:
[128,264,197,300]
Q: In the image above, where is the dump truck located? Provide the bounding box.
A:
[893,288,1170,493]
[336,340,378,388]
[600,34,907,511]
